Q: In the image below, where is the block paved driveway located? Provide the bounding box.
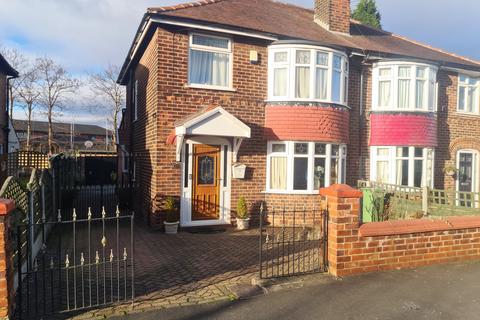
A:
[133,223,260,306]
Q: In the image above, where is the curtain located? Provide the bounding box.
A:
[398,79,410,108]
[416,80,425,109]
[458,86,466,111]
[274,68,287,96]
[376,161,389,183]
[379,81,391,107]
[330,158,338,184]
[468,87,477,112]
[189,50,229,87]
[295,67,310,98]
[316,68,328,99]
[270,157,287,190]
[396,160,408,186]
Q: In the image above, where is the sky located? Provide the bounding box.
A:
[1,0,479,126]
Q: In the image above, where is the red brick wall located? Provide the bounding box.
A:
[322,184,480,277]
[125,25,269,219]
[264,105,350,143]
[369,113,438,147]
[314,0,350,34]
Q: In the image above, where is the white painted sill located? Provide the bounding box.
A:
[184,83,237,92]
[261,190,320,195]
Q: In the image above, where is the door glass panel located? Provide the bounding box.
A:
[198,156,215,185]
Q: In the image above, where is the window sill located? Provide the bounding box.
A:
[456,111,480,117]
[266,99,349,108]
[371,108,435,113]
[185,84,236,92]
[262,190,320,195]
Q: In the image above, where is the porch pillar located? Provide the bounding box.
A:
[320,184,362,277]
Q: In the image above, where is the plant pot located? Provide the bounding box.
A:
[236,218,250,230]
[164,221,180,234]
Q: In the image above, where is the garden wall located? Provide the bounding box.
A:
[321,184,480,277]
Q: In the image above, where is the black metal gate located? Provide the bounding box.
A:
[13,207,135,319]
[259,204,328,279]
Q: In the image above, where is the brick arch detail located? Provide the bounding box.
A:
[449,137,480,155]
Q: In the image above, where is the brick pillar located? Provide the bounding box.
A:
[0,199,16,318]
[320,184,362,277]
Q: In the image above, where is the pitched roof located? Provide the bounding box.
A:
[147,0,480,70]
[12,120,109,136]
[0,52,19,77]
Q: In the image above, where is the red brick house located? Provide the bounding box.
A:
[0,54,18,155]
[117,0,480,226]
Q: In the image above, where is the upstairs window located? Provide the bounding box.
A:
[458,75,479,114]
[188,33,232,89]
[268,45,348,104]
[373,62,437,112]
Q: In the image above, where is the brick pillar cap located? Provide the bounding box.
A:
[319,184,362,198]
[0,199,15,216]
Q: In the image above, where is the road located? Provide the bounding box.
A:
[116,261,480,320]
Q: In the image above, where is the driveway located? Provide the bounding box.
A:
[116,260,480,320]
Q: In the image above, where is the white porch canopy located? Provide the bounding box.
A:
[172,106,251,162]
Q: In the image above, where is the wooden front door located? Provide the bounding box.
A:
[192,144,221,220]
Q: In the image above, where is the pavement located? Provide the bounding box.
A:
[114,260,480,320]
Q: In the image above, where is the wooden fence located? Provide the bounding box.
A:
[358,180,480,220]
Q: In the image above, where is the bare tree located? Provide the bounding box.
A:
[89,65,125,148]
[36,57,79,154]
[0,48,27,119]
[16,62,40,150]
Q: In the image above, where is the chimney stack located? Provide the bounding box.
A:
[314,0,351,34]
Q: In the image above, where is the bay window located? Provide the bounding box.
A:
[372,62,438,111]
[188,33,232,89]
[370,146,434,188]
[268,45,348,104]
[267,141,347,193]
[457,75,479,114]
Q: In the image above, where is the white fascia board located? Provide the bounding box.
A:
[150,17,278,41]
[441,66,480,77]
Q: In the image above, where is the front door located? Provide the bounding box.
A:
[458,151,476,207]
[192,144,221,220]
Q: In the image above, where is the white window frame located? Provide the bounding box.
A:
[187,32,233,90]
[372,61,438,112]
[370,146,435,188]
[457,74,480,114]
[266,141,347,194]
[267,44,349,105]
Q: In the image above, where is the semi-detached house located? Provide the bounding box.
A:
[117,0,480,226]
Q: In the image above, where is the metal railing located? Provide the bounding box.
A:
[259,203,328,279]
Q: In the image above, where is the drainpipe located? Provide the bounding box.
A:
[358,63,365,180]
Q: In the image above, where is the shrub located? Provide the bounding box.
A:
[236,196,249,219]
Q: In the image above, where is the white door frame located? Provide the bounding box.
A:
[180,136,232,227]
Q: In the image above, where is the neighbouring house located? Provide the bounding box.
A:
[117,0,480,227]
[0,53,18,155]
[13,119,114,153]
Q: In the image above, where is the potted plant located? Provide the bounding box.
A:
[163,196,180,234]
[236,196,250,230]
[443,165,457,177]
